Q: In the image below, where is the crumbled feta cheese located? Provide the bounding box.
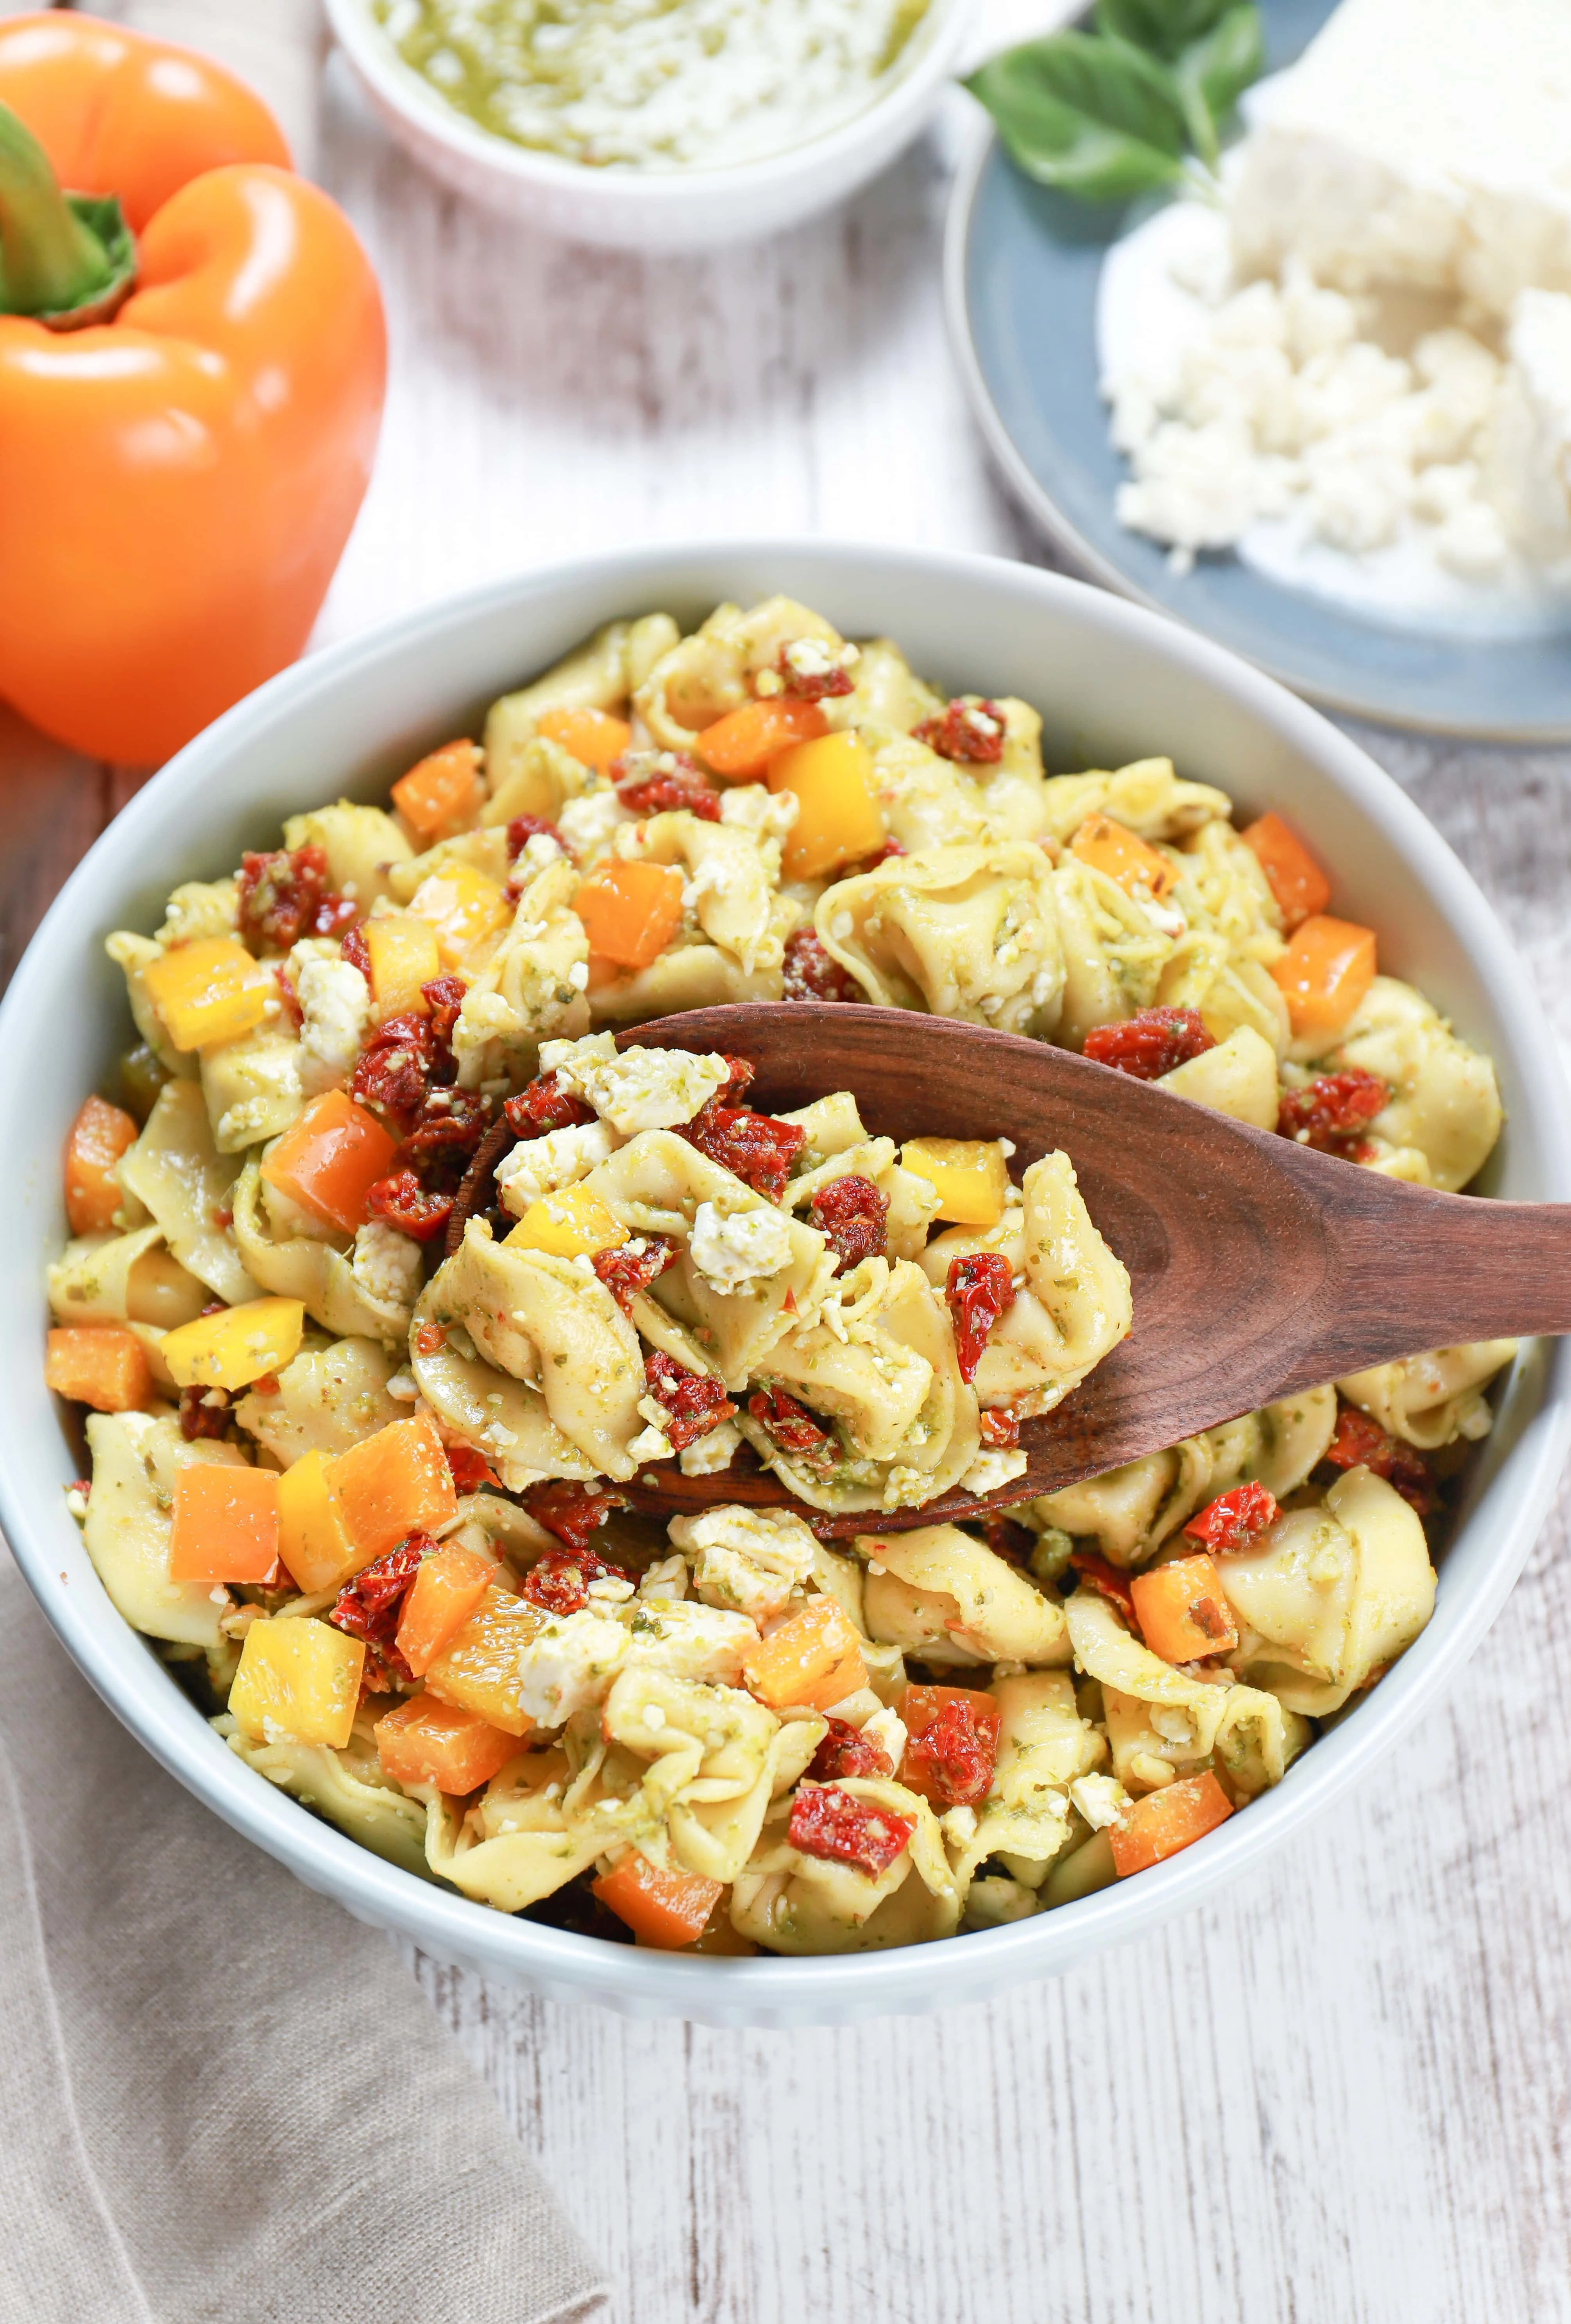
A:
[295,952,371,1095]
[782,635,859,680]
[556,787,630,860]
[688,1199,792,1292]
[629,1422,676,1462]
[960,1448,1030,1496]
[669,1504,818,1621]
[385,1366,419,1402]
[494,1119,621,1215]
[1069,1773,1131,1831]
[679,1417,742,1476]
[517,831,563,874]
[719,784,799,839]
[515,1611,628,1724]
[617,1599,757,1685]
[351,1220,423,1315]
[586,1574,637,1604]
[539,1034,730,1134]
[637,1553,690,1602]
[940,1804,979,1846]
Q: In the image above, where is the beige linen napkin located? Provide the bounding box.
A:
[82,0,328,177]
[0,1552,608,2324]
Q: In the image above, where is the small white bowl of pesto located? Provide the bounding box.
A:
[324,0,968,250]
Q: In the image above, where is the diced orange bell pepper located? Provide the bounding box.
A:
[1270,914,1377,1041]
[229,1616,363,1750]
[0,14,385,767]
[1070,814,1177,901]
[143,937,273,1052]
[63,1094,138,1234]
[45,1324,150,1413]
[392,739,482,840]
[592,1853,725,1948]
[1109,1770,1233,1877]
[573,859,685,971]
[395,1541,499,1677]
[407,862,511,969]
[364,915,441,1020]
[696,696,827,779]
[277,1449,366,1595]
[168,1461,281,1584]
[423,1582,547,1734]
[1241,812,1331,930]
[768,732,885,881]
[332,1410,457,1565]
[536,704,632,771]
[374,1693,517,1793]
[261,1089,397,1234]
[742,1596,867,1711]
[1128,1554,1239,1663]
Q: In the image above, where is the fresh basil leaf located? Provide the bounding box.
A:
[1094,0,1231,61]
[1172,3,1264,164]
[966,31,1189,203]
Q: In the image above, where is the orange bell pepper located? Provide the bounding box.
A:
[741,1597,867,1711]
[573,859,686,971]
[45,1324,150,1413]
[536,705,632,771]
[1127,1554,1239,1663]
[63,1093,137,1234]
[167,1462,281,1585]
[1109,1770,1233,1876]
[1270,914,1377,1042]
[696,697,827,778]
[592,1853,725,1948]
[375,1695,518,1794]
[261,1090,398,1235]
[332,1412,458,1566]
[395,1540,500,1677]
[1240,812,1331,930]
[392,740,483,841]
[0,15,385,765]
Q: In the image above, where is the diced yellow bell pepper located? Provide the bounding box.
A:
[407,862,511,969]
[505,1183,629,1259]
[767,732,885,882]
[1069,814,1177,902]
[277,1449,369,1595]
[901,1136,1010,1228]
[143,937,273,1053]
[229,1616,364,1749]
[365,914,441,1020]
[159,1296,306,1391]
[423,1583,549,1734]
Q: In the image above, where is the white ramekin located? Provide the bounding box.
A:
[5,542,1568,2026]
[323,0,971,251]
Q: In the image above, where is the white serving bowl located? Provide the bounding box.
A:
[324,0,970,252]
[5,544,1569,2027]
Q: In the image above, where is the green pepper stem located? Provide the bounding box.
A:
[0,100,115,317]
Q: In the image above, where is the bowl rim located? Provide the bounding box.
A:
[323,0,970,204]
[6,538,1569,2023]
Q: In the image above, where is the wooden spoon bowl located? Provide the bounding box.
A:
[449,1005,1571,1536]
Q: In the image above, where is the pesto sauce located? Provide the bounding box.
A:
[373,0,931,172]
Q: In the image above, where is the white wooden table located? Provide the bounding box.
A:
[9,26,1571,2317]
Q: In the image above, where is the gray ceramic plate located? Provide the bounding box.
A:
[945,0,1571,741]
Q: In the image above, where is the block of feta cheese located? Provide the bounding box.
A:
[1231,0,1571,317]
[1483,288,1571,564]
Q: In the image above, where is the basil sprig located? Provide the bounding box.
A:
[966,0,1265,201]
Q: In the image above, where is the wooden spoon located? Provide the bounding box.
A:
[450,1003,1571,1539]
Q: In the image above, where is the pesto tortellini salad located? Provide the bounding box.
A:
[45,595,1516,1954]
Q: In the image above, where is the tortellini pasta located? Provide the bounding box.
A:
[59,595,1510,1957]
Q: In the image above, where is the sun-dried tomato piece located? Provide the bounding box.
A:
[861,838,907,869]
[1069,1550,1138,1622]
[782,929,864,1005]
[505,1072,596,1140]
[775,641,857,702]
[330,1535,431,1652]
[178,1384,230,1441]
[613,750,721,821]
[945,1252,1016,1384]
[364,1168,452,1242]
[521,1543,631,1616]
[506,813,566,862]
[982,1512,1035,1564]
[643,1351,736,1453]
[788,1784,914,1876]
[398,1086,493,1167]
[522,1478,617,1553]
[252,1373,280,1398]
[358,1641,412,1695]
[1323,1404,1437,1515]
[807,1717,893,1783]
[1277,1069,1390,1154]
[977,1407,1020,1449]
[1183,1480,1281,1553]
[1083,1008,1217,1082]
[237,844,357,951]
[421,975,467,1059]
[900,1686,1001,1808]
[809,1173,887,1273]
[682,1102,805,1200]
[747,1386,831,1457]
[340,925,371,978]
[591,1233,679,1312]
[352,1011,438,1133]
[272,968,303,1033]
[444,1444,500,1493]
[715,1052,755,1104]
[913,698,1006,764]
[412,1321,447,1358]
